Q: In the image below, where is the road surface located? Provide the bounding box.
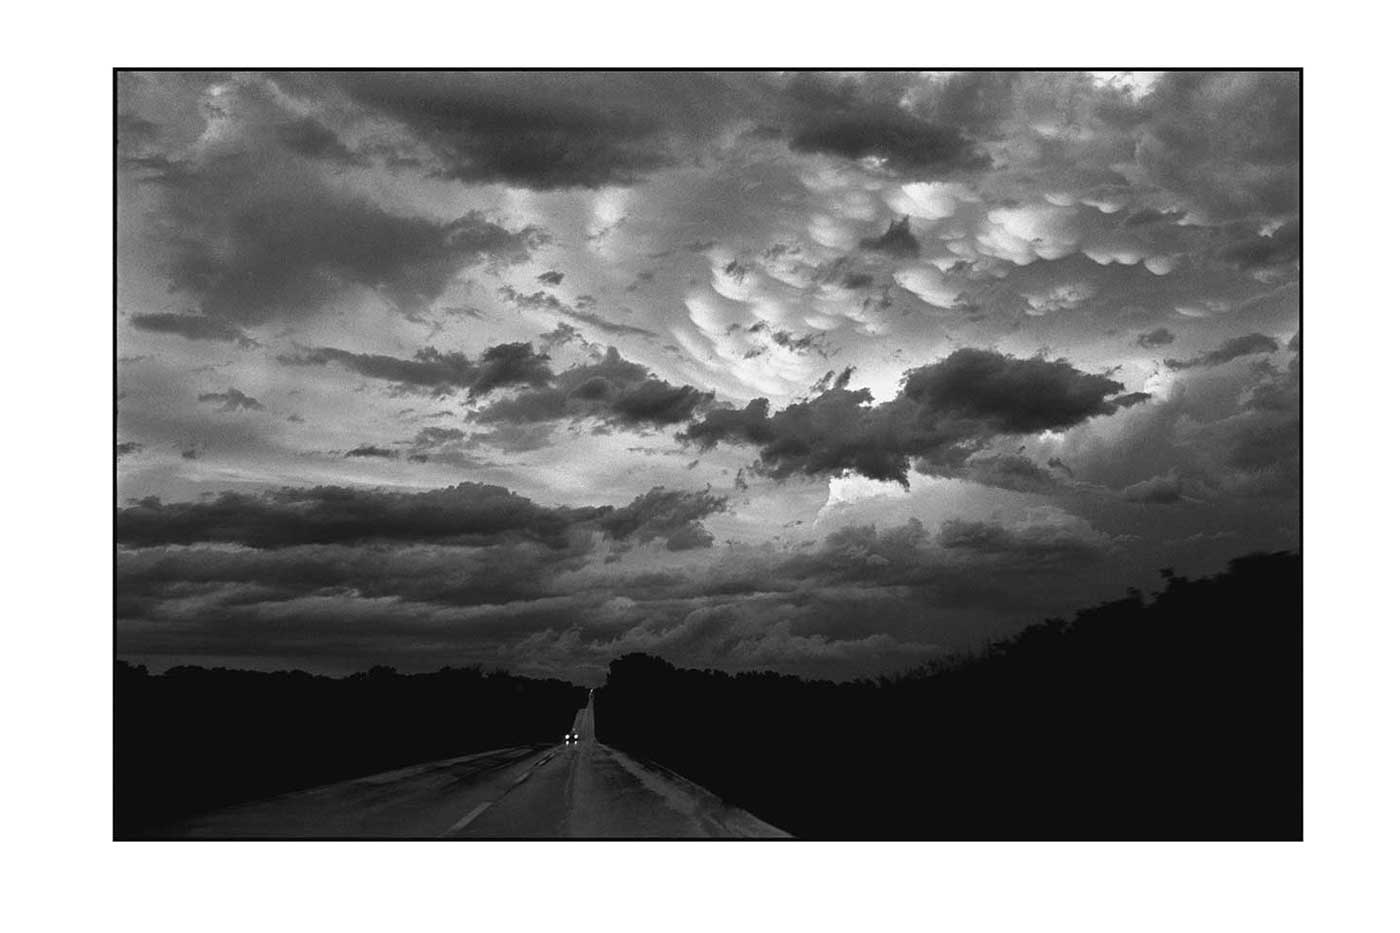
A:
[165,690,788,838]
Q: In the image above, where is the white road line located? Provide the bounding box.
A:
[440,750,556,836]
[441,801,492,836]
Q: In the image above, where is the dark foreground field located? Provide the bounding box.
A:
[596,551,1302,839]
[115,664,584,837]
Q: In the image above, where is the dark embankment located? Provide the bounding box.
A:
[595,551,1302,840]
[114,664,585,838]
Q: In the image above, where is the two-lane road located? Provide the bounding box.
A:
[166,690,787,839]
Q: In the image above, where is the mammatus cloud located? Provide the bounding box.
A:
[682,349,1148,485]
[860,216,919,258]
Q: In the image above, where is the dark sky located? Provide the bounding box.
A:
[116,71,1300,682]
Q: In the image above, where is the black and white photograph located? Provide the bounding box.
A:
[111,69,1303,842]
[10,0,1400,919]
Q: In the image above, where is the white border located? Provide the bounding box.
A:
[10,4,1396,931]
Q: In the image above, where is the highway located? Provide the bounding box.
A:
[165,690,789,838]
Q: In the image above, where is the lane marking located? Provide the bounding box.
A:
[440,749,557,836]
[442,801,492,836]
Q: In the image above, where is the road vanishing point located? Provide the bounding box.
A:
[164,690,789,839]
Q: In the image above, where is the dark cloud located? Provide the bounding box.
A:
[327,72,695,189]
[1136,327,1176,349]
[935,517,1108,564]
[470,343,556,397]
[117,482,606,550]
[477,347,713,431]
[115,538,588,630]
[683,349,1144,486]
[1218,218,1300,272]
[282,342,552,397]
[197,388,264,412]
[117,481,730,557]
[598,487,728,551]
[1109,392,1152,409]
[1131,72,1299,223]
[345,444,399,459]
[116,111,160,148]
[1165,333,1280,371]
[952,453,1062,494]
[860,216,919,258]
[117,441,144,458]
[901,349,1142,433]
[125,81,548,325]
[129,313,257,347]
[780,73,988,175]
[273,116,364,167]
[175,198,542,324]
[536,270,565,286]
[400,426,491,468]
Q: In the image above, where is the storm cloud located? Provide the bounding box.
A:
[123,79,546,326]
[115,71,1299,681]
[682,349,1146,485]
[116,481,730,553]
[780,73,989,175]
[197,388,264,412]
[1166,333,1280,371]
[327,72,693,189]
[597,487,728,551]
[284,342,553,397]
[477,347,713,431]
[129,313,258,347]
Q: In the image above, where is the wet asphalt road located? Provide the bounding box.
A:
[167,691,788,839]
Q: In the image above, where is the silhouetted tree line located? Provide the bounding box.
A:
[115,663,585,838]
[595,551,1302,839]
